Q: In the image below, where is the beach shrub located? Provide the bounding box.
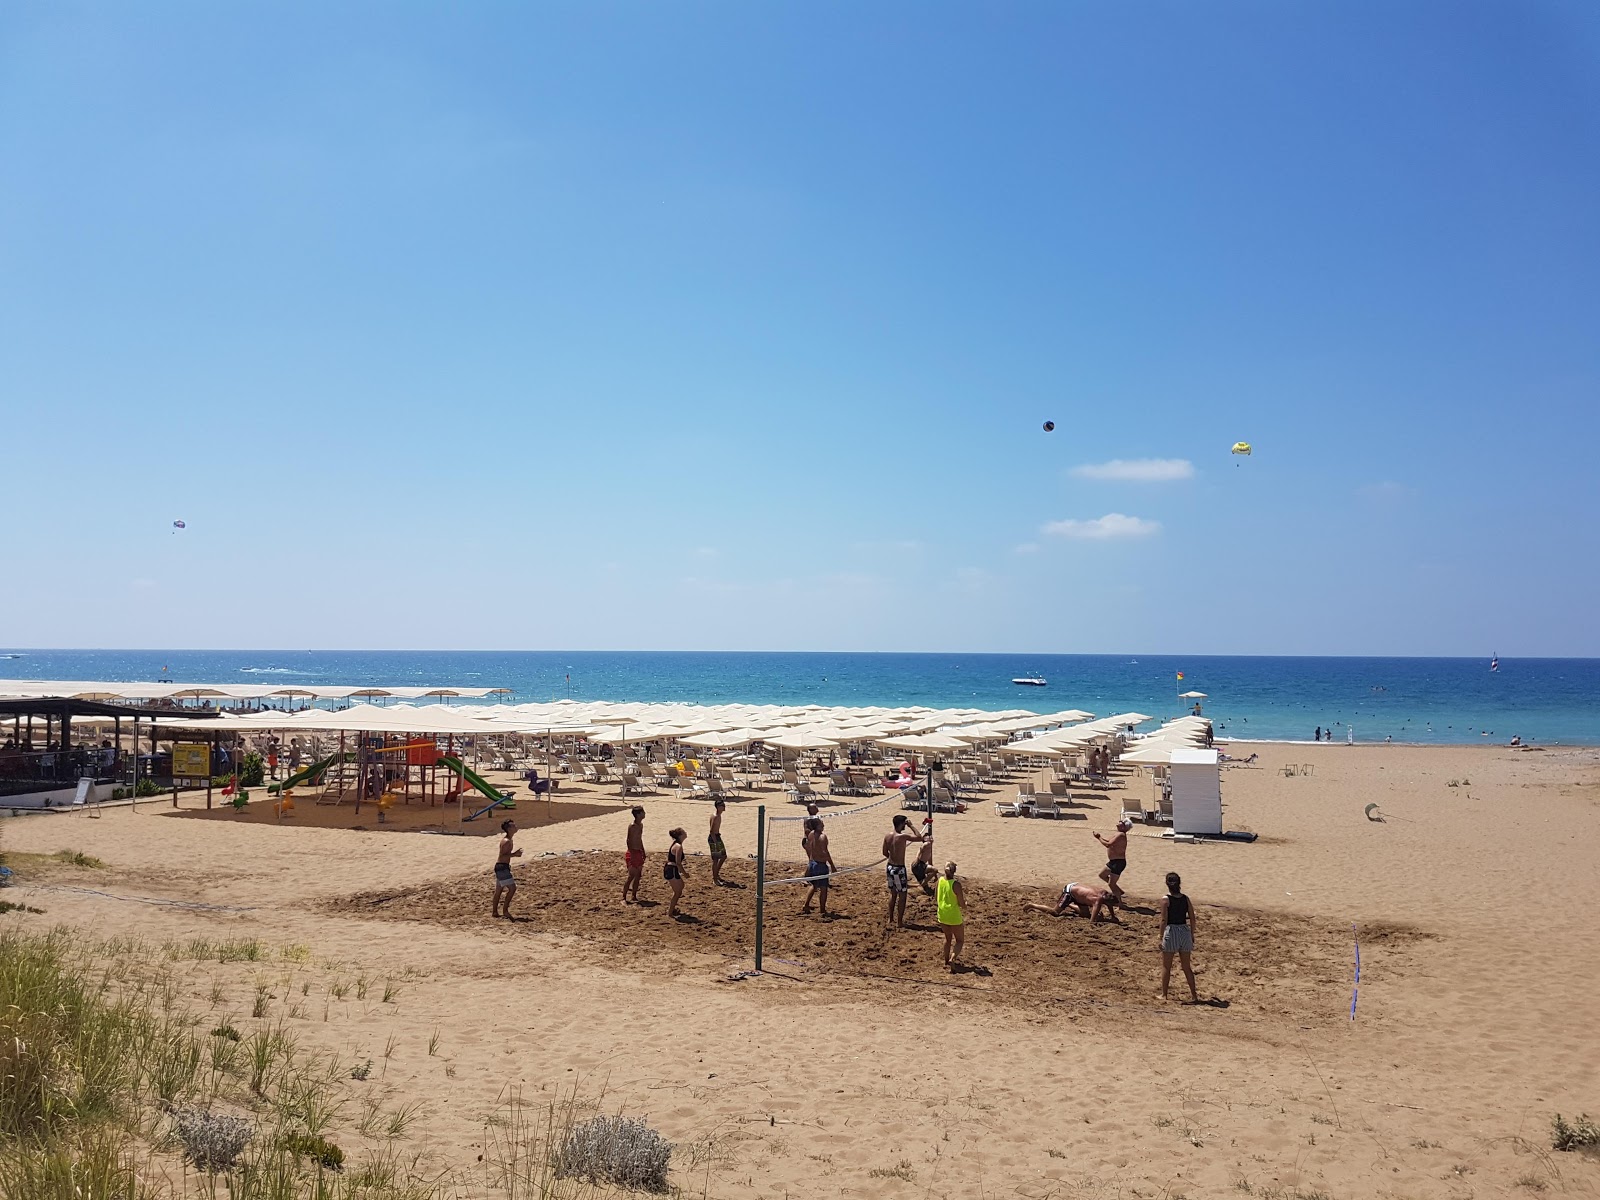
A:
[170,1107,252,1171]
[554,1114,673,1193]
[1552,1112,1600,1151]
[240,752,266,788]
[279,1130,345,1171]
[135,777,164,797]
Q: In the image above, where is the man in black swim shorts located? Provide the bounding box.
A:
[1094,818,1131,900]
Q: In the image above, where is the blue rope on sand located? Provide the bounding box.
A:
[1350,924,1361,1020]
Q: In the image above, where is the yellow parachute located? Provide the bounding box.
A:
[1230,441,1252,456]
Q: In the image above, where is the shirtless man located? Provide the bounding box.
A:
[1023,881,1120,924]
[1094,818,1131,899]
[492,819,522,919]
[800,817,835,916]
[708,798,729,886]
[910,816,937,896]
[881,814,926,929]
[623,806,646,903]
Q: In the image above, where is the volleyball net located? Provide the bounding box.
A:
[752,791,935,969]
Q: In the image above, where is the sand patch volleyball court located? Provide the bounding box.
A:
[3,742,1599,1197]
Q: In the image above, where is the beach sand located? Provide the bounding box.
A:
[4,742,1599,1198]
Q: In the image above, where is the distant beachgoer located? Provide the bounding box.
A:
[1024,882,1119,924]
[288,737,302,776]
[492,819,521,919]
[800,801,822,853]
[708,799,728,885]
[1314,726,1321,742]
[1159,871,1200,1003]
[801,817,834,916]
[623,807,646,903]
[266,738,280,780]
[882,814,926,929]
[1094,818,1131,899]
[663,827,687,916]
[936,863,966,969]
[1509,735,1522,747]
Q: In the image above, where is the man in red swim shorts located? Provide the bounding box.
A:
[623,806,647,903]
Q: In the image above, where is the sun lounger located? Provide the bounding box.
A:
[994,800,1021,817]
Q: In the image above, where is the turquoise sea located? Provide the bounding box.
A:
[3,650,1597,746]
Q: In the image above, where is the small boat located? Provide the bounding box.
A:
[1490,652,1499,673]
[1012,677,1048,687]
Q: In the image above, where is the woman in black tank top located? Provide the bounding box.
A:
[1159,871,1200,1003]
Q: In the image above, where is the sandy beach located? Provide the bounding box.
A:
[4,741,1599,1198]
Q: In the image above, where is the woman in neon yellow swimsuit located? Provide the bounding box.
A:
[935,862,966,970]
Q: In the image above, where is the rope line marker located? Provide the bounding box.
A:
[35,884,258,913]
[1350,924,1360,1021]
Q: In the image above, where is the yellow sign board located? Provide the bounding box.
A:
[172,743,210,779]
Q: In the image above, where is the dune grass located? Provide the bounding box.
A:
[0,927,688,1200]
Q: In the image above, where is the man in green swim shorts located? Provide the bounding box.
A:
[708,798,729,886]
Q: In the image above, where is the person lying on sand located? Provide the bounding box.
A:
[492,819,522,919]
[1023,882,1119,923]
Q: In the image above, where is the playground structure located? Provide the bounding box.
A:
[261,735,516,820]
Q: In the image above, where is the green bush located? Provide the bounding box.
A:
[134,778,164,798]
[279,1131,345,1172]
[1553,1112,1600,1151]
[239,752,265,788]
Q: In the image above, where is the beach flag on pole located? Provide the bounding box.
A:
[1175,671,1184,681]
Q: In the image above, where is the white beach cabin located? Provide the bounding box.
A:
[1167,747,1223,836]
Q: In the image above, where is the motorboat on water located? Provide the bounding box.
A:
[1011,676,1047,687]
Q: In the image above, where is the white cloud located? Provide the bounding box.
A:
[1070,458,1195,483]
[1013,542,1039,555]
[1041,513,1162,540]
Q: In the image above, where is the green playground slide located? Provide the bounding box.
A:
[266,754,340,794]
[437,756,512,808]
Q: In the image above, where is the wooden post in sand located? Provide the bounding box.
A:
[754,804,766,972]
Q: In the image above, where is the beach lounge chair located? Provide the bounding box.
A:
[829,769,854,796]
[1048,780,1071,802]
[1016,779,1035,802]
[1120,794,1146,824]
[1028,799,1061,819]
[784,780,819,809]
[994,800,1021,817]
[1155,792,1174,824]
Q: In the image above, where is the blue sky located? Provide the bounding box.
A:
[3,3,1597,655]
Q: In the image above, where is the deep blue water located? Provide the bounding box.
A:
[2,649,1597,745]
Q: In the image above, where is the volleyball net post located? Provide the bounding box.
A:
[754,803,766,973]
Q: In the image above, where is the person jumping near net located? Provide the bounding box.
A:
[882,814,926,929]
[911,816,937,896]
[622,806,646,904]
[708,799,729,886]
[801,817,835,916]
